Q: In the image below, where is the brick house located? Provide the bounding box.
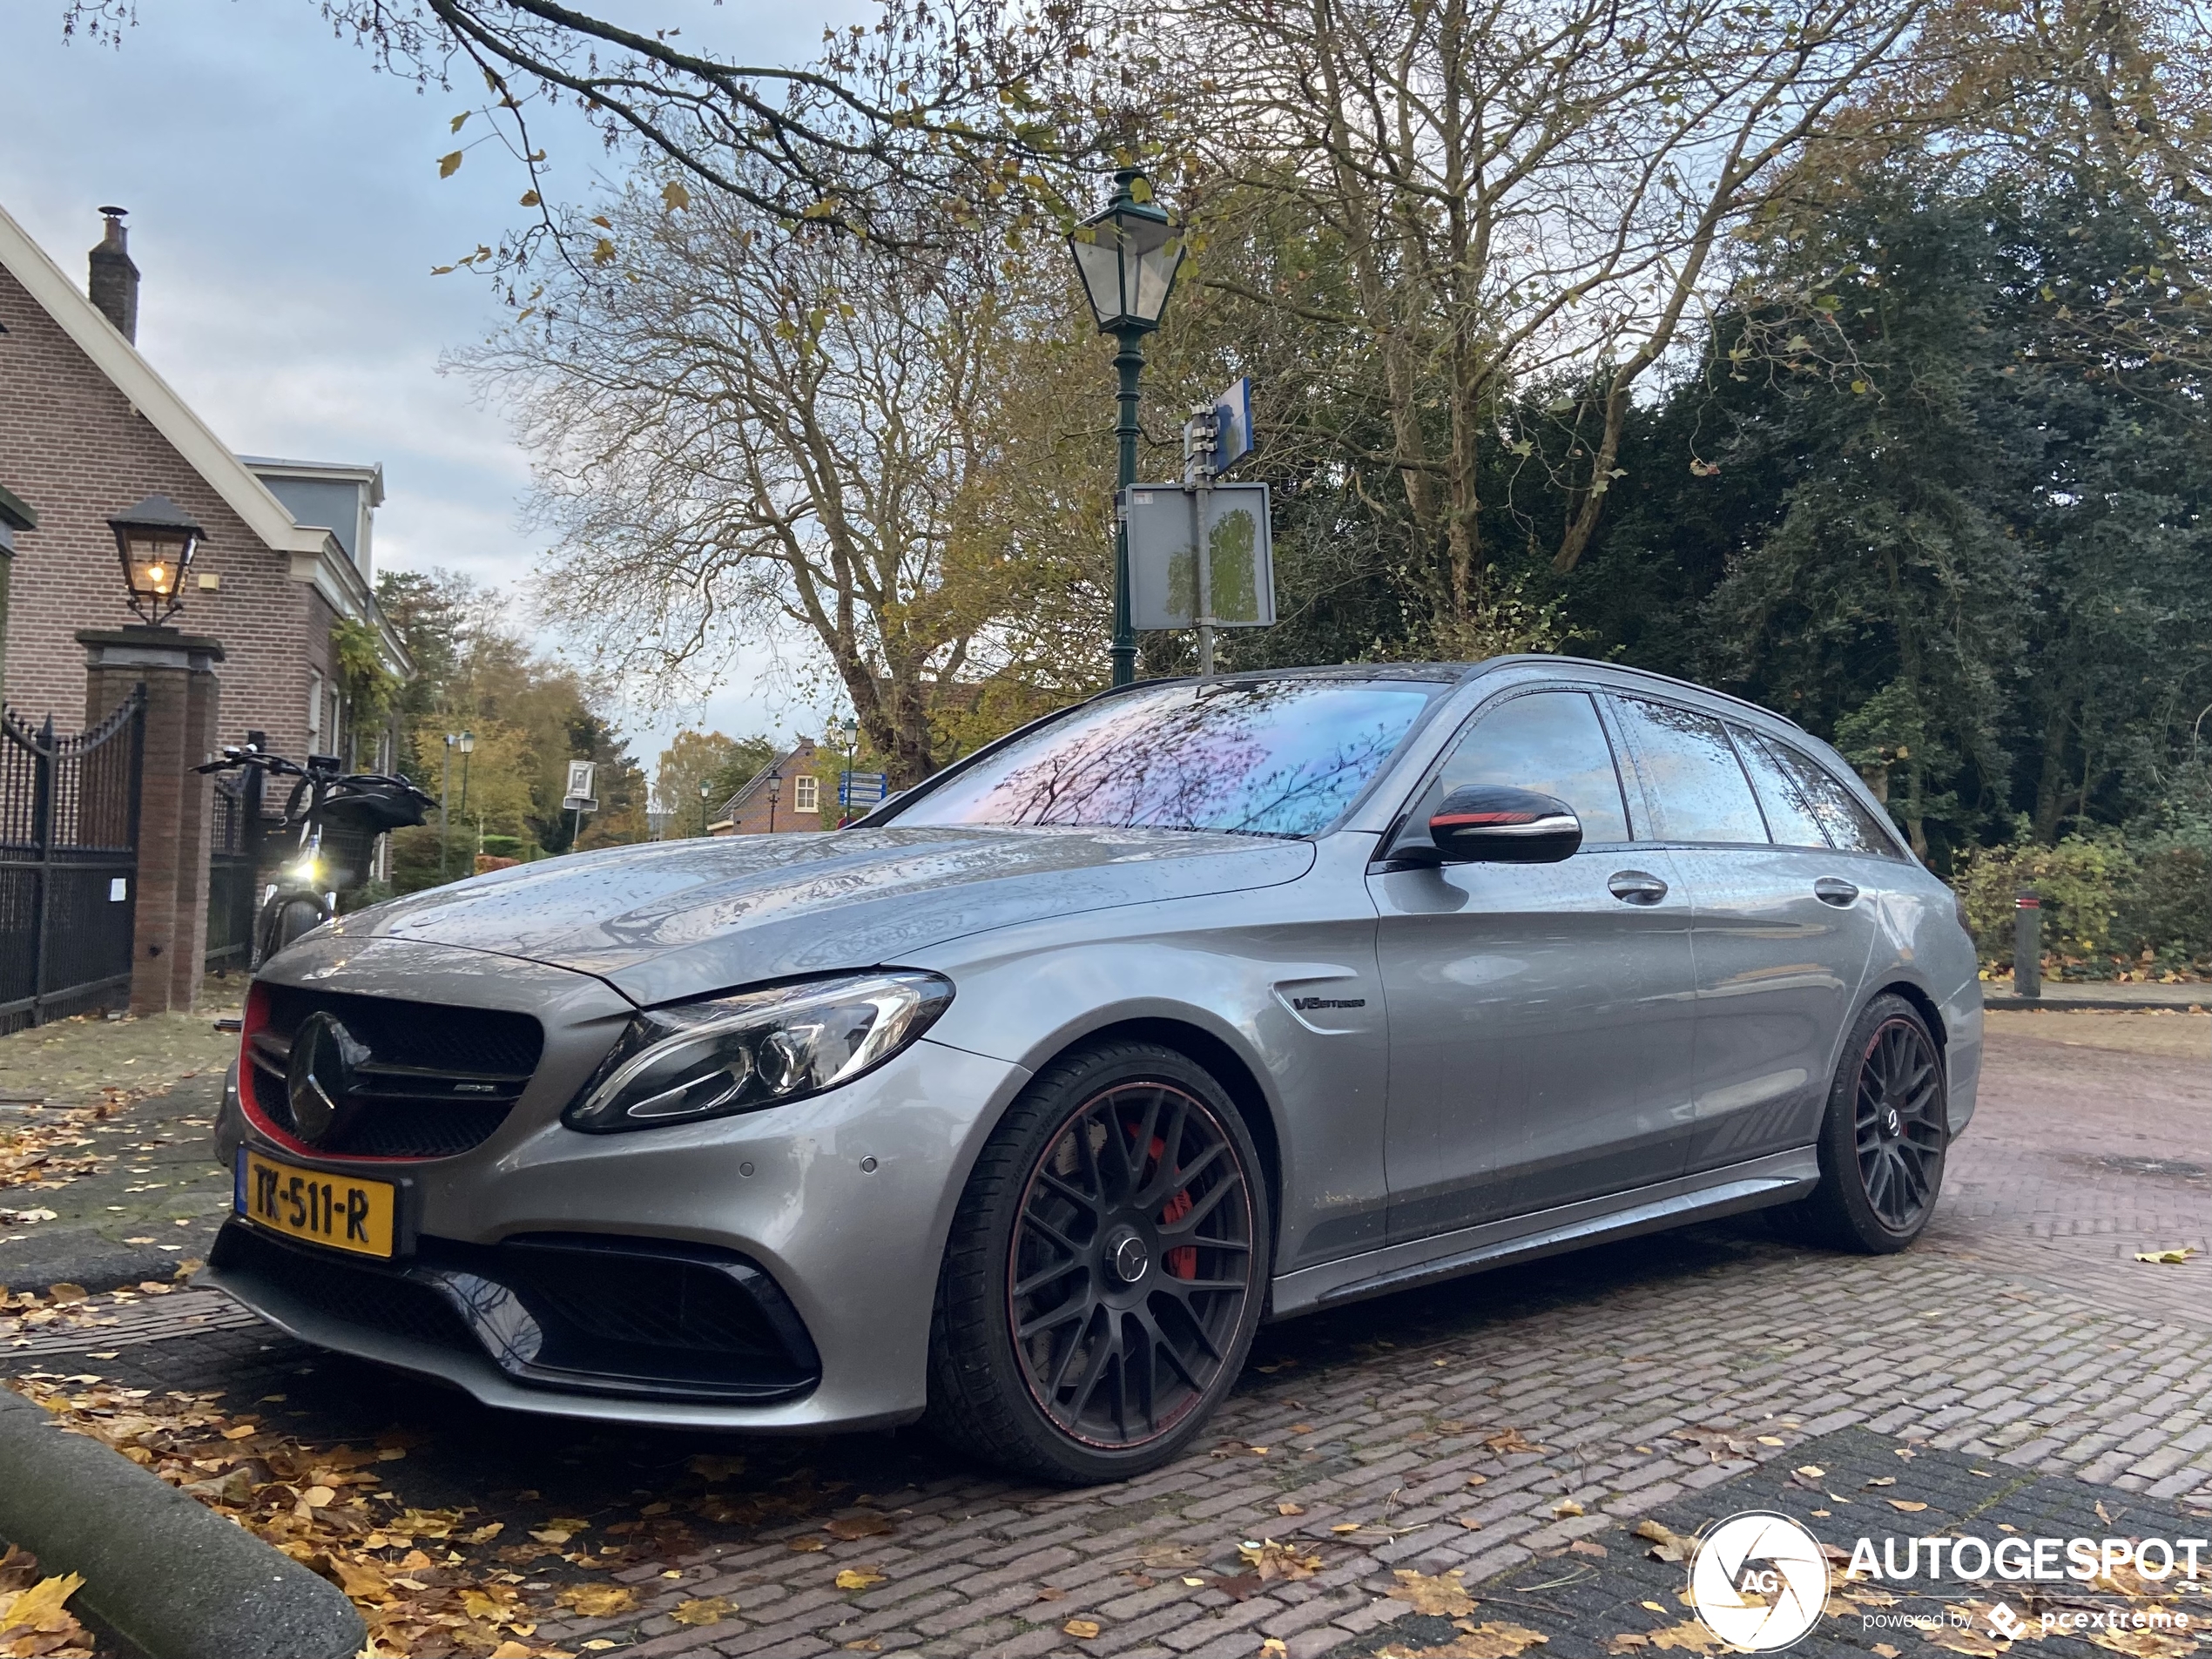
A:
[0,203,407,757]
[710,737,828,835]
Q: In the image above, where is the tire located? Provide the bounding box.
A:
[926,1040,1271,1484]
[253,897,326,969]
[1777,993,1948,1253]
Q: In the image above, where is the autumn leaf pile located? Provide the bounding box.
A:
[0,1103,115,1203]
[0,1546,93,1659]
[1,1278,192,1346]
[4,1375,619,1658]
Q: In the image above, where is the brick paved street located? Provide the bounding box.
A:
[5,1012,2206,1659]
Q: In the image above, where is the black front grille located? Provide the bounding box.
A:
[212,1223,476,1352]
[247,985,543,1158]
[212,1222,820,1404]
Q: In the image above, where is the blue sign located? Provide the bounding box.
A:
[840,771,888,807]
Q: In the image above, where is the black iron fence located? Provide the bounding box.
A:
[206,763,265,974]
[0,692,145,1034]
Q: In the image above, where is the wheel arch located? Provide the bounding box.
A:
[1865,976,1947,1069]
[1023,1015,1285,1271]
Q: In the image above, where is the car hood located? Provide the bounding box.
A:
[344,826,1316,1008]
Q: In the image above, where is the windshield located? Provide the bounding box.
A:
[890,678,1442,837]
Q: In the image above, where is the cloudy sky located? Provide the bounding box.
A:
[1,0,867,781]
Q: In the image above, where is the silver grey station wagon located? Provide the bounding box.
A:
[207,658,1982,1483]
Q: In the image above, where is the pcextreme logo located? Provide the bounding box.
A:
[1689,1512,1831,1652]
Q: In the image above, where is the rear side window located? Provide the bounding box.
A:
[1752,735,1898,857]
[1730,725,1828,847]
[1611,697,1769,845]
[1434,691,1631,845]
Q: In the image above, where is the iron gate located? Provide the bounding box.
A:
[0,691,145,1034]
[206,762,263,974]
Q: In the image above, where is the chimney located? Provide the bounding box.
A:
[88,206,139,342]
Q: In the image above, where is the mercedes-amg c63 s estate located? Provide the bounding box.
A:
[205,658,1981,1483]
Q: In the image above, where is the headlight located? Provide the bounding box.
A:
[563,971,954,1133]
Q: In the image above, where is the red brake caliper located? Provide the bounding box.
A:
[1148,1135,1198,1279]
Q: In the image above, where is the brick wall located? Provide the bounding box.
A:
[0,260,326,755]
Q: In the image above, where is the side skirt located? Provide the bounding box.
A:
[1267,1147,1817,1318]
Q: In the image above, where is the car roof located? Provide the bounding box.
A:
[1122,656,1807,733]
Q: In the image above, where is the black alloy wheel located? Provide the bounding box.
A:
[1851,1015,1946,1232]
[1009,1080,1255,1448]
[927,1041,1269,1483]
[1776,992,1948,1254]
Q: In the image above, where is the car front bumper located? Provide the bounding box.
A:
[202,934,1031,1431]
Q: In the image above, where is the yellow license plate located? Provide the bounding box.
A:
[236,1150,396,1258]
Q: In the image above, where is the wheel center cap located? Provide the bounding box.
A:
[1885,1106,1902,1136]
[1107,1230,1150,1285]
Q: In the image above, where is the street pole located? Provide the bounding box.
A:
[1111,321,1145,687]
[439,736,453,880]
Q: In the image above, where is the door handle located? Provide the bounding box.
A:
[1608,869,1669,905]
[1814,876,1860,907]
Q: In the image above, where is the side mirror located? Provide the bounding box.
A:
[1428,786,1582,864]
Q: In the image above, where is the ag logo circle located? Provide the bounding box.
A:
[1689,1511,1829,1651]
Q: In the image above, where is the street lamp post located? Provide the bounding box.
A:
[457,731,475,816]
[698,779,713,837]
[766,768,782,834]
[1067,169,1184,687]
[439,733,458,880]
[840,715,860,827]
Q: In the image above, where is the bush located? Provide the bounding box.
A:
[1953,826,2209,980]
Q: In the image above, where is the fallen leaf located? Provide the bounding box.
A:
[1925,1626,2008,1656]
[1183,1576,1206,1587]
[468,1522,505,1544]
[1331,1523,1362,1534]
[46,1285,86,1304]
[1650,1621,1723,1652]
[844,1642,883,1653]
[1063,1618,1103,1639]
[688,1453,746,1480]
[1569,1540,1608,1558]
[1610,1636,1652,1653]
[1035,1587,1066,1602]
[1642,1602,1667,1615]
[1635,1521,1693,1564]
[2132,1247,2196,1264]
[1757,1435,1786,1447]
[2087,1633,2196,1659]
[1484,1428,1545,1455]
[826,1514,895,1540]
[1278,1501,1305,1516]
[1211,1573,1265,1601]
[1795,1466,1826,1480]
[787,1537,828,1553]
[220,1422,259,1440]
[1262,1642,1289,1657]
[1552,1498,1585,1518]
[1241,1539,1323,1581]
[1875,1646,1901,1657]
[834,1568,887,1590]
[1393,1568,1477,1616]
[672,1595,733,1626]
[1391,1621,1551,1659]
[1887,1500,1930,1513]
[1866,1476,1898,1487]
[1465,1474,1488,1487]
[555,1583,637,1618]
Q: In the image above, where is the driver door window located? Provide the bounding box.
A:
[1429,691,1633,844]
